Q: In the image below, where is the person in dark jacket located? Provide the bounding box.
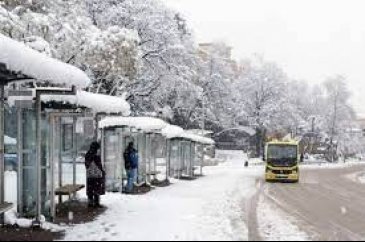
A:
[85,141,105,208]
[124,142,139,193]
[300,153,305,163]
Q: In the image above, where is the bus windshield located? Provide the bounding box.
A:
[267,145,297,160]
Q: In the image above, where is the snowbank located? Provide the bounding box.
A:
[42,90,131,115]
[5,210,64,232]
[99,117,169,132]
[301,160,365,170]
[0,34,90,87]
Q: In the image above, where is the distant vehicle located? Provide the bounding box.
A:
[264,140,300,183]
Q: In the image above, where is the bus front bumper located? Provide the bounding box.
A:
[265,173,299,182]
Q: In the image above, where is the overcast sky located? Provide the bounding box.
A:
[163,0,365,116]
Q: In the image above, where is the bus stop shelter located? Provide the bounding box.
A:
[0,33,90,223]
[162,126,215,179]
[7,88,130,221]
[98,117,169,192]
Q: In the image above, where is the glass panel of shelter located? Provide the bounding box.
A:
[50,114,94,219]
[151,134,165,179]
[4,107,18,207]
[103,129,119,192]
[169,139,181,179]
[136,131,146,184]
[103,126,135,192]
[19,109,37,217]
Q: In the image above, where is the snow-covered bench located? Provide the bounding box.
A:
[147,171,161,179]
[0,203,13,214]
[0,203,13,224]
[55,184,85,202]
[147,171,161,176]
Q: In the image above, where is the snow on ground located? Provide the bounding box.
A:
[301,159,365,170]
[346,171,365,184]
[63,151,262,241]
[257,195,309,241]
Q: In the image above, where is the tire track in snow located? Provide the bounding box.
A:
[246,178,263,241]
[257,188,310,241]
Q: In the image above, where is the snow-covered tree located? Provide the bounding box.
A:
[233,57,289,156]
[196,42,237,130]
[0,4,24,38]
[82,26,140,96]
[88,0,198,115]
[322,76,355,161]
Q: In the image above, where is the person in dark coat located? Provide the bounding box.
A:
[124,142,139,193]
[300,153,305,163]
[85,141,105,208]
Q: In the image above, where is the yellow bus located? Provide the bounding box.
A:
[265,140,299,183]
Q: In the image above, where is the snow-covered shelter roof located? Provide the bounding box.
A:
[186,129,214,136]
[161,125,184,139]
[99,117,169,132]
[178,133,215,145]
[162,125,215,145]
[0,34,90,87]
[5,136,16,145]
[42,90,130,115]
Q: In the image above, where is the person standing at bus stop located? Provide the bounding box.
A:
[124,142,139,193]
[85,141,105,208]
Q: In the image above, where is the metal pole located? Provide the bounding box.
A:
[146,134,151,183]
[202,94,205,135]
[144,133,148,184]
[166,139,170,180]
[50,115,55,221]
[17,108,23,216]
[58,118,63,205]
[100,129,105,172]
[73,116,77,188]
[191,142,195,177]
[200,144,204,176]
[0,84,5,206]
[152,134,157,175]
[35,92,42,222]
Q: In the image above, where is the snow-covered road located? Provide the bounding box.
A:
[63,151,262,241]
[262,165,365,241]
